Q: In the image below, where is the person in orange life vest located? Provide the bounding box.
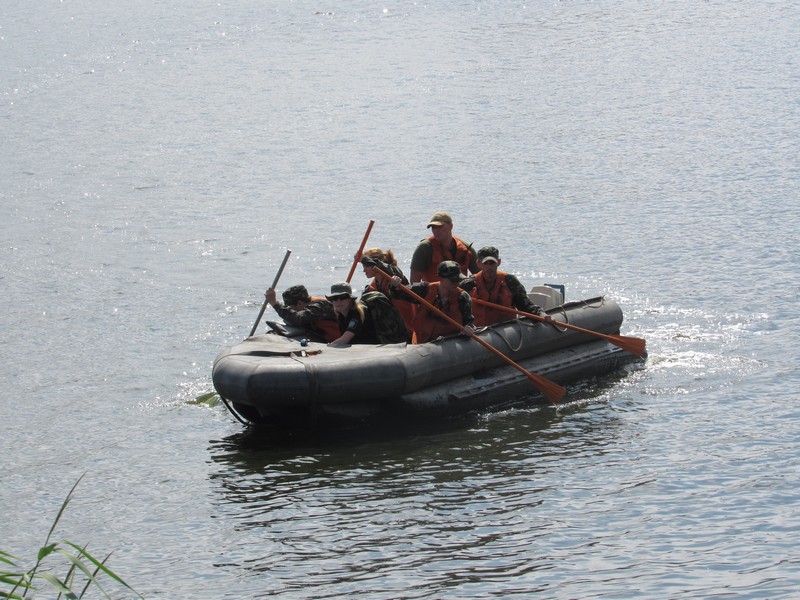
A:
[360,248,415,340]
[265,284,340,342]
[409,211,480,283]
[325,282,379,348]
[468,246,550,327]
[389,260,475,344]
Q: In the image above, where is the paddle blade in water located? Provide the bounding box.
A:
[608,334,647,357]
[529,374,566,404]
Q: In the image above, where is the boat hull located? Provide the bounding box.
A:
[212,297,645,427]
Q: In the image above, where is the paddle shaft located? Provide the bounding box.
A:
[375,268,565,404]
[346,219,375,283]
[249,249,292,337]
[471,297,646,357]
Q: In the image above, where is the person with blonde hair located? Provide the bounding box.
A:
[325,282,374,347]
[360,247,414,338]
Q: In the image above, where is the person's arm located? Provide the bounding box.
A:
[388,277,429,303]
[266,287,308,325]
[505,274,545,316]
[329,331,356,347]
[409,240,432,282]
[329,313,361,347]
[305,300,335,320]
[458,291,475,328]
[271,302,300,324]
[275,300,332,328]
[388,263,409,284]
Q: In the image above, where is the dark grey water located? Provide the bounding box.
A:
[2,1,798,597]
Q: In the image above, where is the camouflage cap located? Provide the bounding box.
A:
[282,285,310,305]
[437,260,464,281]
[477,246,500,264]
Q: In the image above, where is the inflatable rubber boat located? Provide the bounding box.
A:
[212,289,646,428]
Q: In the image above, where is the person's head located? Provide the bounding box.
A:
[283,285,311,310]
[477,246,501,280]
[326,282,357,314]
[427,211,453,242]
[360,248,397,277]
[362,248,397,265]
[437,260,464,291]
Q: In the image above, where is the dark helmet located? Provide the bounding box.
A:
[437,260,464,281]
[282,285,311,305]
[477,246,500,264]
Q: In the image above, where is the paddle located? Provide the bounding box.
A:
[346,219,375,283]
[472,297,647,357]
[249,249,292,337]
[374,268,565,404]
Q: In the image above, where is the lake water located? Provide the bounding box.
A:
[2,1,799,597]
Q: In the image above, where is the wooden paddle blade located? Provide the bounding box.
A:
[607,334,647,357]
[528,374,566,404]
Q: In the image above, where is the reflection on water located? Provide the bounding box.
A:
[207,385,633,515]
[204,355,797,597]
[202,394,648,597]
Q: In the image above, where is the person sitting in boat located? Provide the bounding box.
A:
[360,248,415,339]
[409,211,480,283]
[265,285,340,342]
[324,282,381,348]
[389,260,475,344]
[468,246,547,327]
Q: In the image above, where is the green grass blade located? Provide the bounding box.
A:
[0,572,26,587]
[36,543,58,562]
[0,550,20,563]
[0,588,27,600]
[62,543,141,598]
[78,551,111,599]
[45,474,85,546]
[35,572,75,598]
[51,549,109,599]
[27,474,87,588]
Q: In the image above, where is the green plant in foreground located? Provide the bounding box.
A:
[0,474,142,599]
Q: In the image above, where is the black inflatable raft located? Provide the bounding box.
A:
[212,296,645,428]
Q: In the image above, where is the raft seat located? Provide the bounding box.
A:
[528,285,564,311]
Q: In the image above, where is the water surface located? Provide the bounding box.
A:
[2,1,798,597]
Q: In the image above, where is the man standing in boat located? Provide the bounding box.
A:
[409,212,480,283]
[389,260,475,343]
[469,246,547,327]
[264,285,340,342]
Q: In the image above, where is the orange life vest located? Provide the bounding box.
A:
[309,296,341,342]
[471,271,514,327]
[412,282,465,343]
[421,235,474,282]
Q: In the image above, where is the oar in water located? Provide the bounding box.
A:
[249,249,292,337]
[374,268,566,404]
[471,297,647,357]
[346,219,375,283]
